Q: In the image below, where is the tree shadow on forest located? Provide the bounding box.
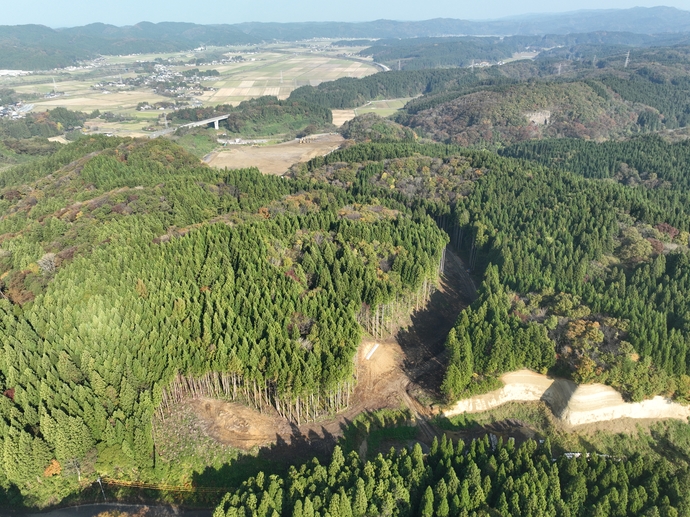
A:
[0,484,25,513]
[648,427,690,465]
[396,250,474,395]
[192,419,352,491]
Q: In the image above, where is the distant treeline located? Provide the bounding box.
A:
[359,33,690,71]
[287,67,522,110]
[174,96,333,137]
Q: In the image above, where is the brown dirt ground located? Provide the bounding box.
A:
[206,134,344,175]
[191,399,291,451]
[331,110,357,126]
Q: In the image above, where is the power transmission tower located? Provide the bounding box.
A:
[624,51,630,68]
[558,63,562,76]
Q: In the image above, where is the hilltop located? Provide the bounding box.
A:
[400,81,640,146]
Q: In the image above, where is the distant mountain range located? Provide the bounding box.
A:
[1,6,690,70]
[236,7,690,38]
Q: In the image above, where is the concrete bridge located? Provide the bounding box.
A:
[181,114,230,130]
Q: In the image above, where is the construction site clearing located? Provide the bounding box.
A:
[205,133,344,175]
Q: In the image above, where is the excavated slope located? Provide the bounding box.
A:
[444,370,690,426]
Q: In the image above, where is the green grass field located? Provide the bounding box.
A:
[354,98,415,117]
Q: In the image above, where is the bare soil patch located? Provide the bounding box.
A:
[207,134,344,175]
[444,369,690,428]
[191,399,291,451]
[331,110,357,126]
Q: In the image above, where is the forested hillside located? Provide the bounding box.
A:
[287,65,540,110]
[338,114,416,143]
[399,81,639,146]
[295,141,690,404]
[388,64,690,146]
[0,137,447,506]
[0,23,259,70]
[501,135,690,188]
[174,97,333,138]
[289,42,690,148]
[359,37,518,71]
[0,107,89,140]
[7,28,690,514]
[215,437,690,517]
[356,32,690,71]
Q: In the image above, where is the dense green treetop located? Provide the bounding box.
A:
[215,435,690,517]
[0,137,447,507]
[173,97,333,138]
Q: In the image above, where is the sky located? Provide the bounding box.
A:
[2,0,689,27]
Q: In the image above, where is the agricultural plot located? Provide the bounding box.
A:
[355,97,415,117]
[197,53,374,105]
[207,133,344,175]
[332,98,413,127]
[1,45,377,138]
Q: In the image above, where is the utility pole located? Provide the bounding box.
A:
[280,70,283,84]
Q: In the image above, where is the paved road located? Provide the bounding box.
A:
[148,128,176,139]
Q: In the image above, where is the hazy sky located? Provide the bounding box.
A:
[4,0,689,27]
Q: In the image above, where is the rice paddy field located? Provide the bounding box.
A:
[0,42,377,137]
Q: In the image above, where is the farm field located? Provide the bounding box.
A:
[0,43,377,137]
[354,97,415,117]
[197,54,373,105]
[332,98,414,126]
[207,133,344,175]
[332,109,357,126]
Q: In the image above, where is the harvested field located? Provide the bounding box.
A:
[355,98,415,117]
[29,90,171,113]
[332,109,357,126]
[207,133,344,175]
